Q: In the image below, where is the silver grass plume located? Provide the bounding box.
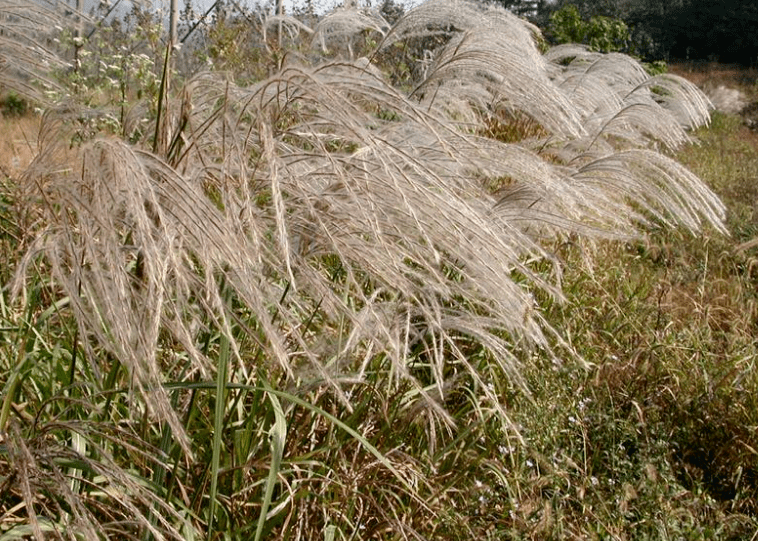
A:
[0,0,73,103]
[8,3,728,534]
[3,420,191,540]
[311,8,390,55]
[18,0,726,425]
[262,13,314,50]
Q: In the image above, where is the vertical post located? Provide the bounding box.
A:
[74,0,83,72]
[76,0,83,36]
[276,0,283,49]
[170,0,179,49]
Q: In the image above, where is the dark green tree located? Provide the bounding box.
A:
[625,0,758,63]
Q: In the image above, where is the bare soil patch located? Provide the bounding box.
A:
[0,113,40,178]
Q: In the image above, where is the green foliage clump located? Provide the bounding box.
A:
[47,6,166,141]
[548,4,630,53]
[0,92,29,116]
[202,16,273,84]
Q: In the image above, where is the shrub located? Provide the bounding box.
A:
[548,4,630,53]
[0,92,29,116]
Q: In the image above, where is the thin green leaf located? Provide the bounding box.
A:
[254,381,287,541]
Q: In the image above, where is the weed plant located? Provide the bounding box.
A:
[0,0,754,539]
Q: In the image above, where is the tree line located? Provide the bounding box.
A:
[496,0,758,65]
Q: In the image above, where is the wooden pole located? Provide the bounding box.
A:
[170,0,179,49]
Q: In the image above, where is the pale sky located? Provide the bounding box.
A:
[89,0,414,21]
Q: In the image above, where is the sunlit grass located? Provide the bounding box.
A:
[1,1,757,539]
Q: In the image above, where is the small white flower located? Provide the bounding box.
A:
[590,476,599,486]
[498,444,515,455]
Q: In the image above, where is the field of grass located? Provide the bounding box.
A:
[509,110,758,539]
[1,1,757,539]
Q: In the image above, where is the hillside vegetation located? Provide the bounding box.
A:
[0,1,756,539]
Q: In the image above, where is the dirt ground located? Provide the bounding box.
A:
[0,114,39,179]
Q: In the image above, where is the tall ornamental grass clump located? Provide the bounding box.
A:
[0,0,728,538]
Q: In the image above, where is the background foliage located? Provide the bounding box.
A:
[499,0,758,64]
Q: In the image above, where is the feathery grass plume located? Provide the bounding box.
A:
[12,129,269,438]
[311,8,390,55]
[2,420,194,540]
[262,13,315,50]
[0,0,73,104]
[417,29,585,140]
[380,0,540,48]
[545,46,712,154]
[565,150,727,234]
[375,0,585,139]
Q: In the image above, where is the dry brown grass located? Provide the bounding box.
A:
[669,61,758,93]
[0,113,40,178]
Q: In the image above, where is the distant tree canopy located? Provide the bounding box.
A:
[547,4,631,53]
[483,0,546,18]
[651,0,758,64]
[493,0,758,65]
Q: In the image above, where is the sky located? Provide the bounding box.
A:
[83,0,413,22]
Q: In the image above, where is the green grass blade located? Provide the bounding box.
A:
[207,327,230,541]
[254,381,287,541]
[0,521,58,540]
[164,381,417,496]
